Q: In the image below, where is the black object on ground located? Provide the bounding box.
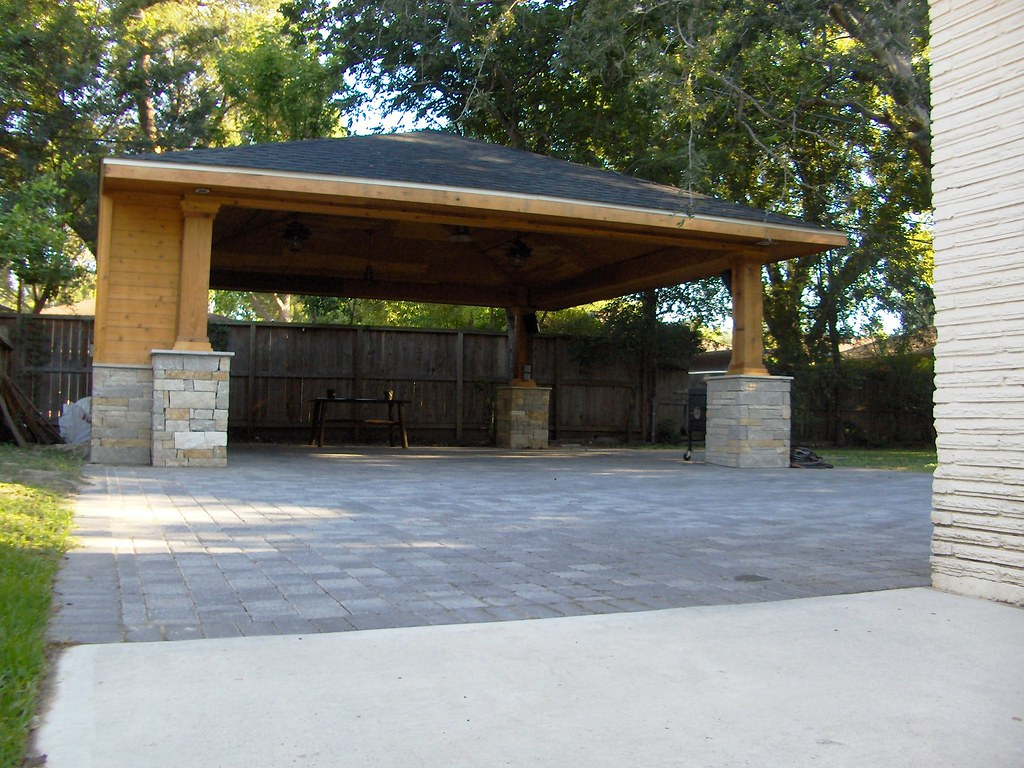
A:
[790,447,833,469]
[683,387,707,461]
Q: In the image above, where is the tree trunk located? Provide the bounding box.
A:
[640,289,658,442]
[247,292,294,322]
[135,51,159,152]
[828,311,844,446]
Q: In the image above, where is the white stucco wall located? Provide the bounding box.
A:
[930,0,1024,604]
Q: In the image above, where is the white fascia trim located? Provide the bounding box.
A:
[103,158,844,241]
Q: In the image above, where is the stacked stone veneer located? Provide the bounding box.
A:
[495,385,551,449]
[705,375,792,468]
[91,365,154,465]
[151,350,232,467]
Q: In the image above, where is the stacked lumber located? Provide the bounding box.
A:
[0,373,62,446]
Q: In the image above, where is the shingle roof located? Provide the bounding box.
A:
[135,131,821,231]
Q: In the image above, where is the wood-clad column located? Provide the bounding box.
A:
[509,307,536,384]
[174,198,220,351]
[92,192,114,363]
[726,259,769,376]
[496,306,549,448]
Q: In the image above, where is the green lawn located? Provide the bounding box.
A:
[814,446,937,473]
[0,446,81,768]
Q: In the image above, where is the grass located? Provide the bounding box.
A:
[0,445,81,768]
[813,446,937,473]
[643,441,937,473]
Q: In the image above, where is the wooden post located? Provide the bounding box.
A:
[509,307,535,384]
[727,259,769,376]
[93,192,114,362]
[173,197,220,352]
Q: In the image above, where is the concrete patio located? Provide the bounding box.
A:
[34,446,1024,767]
[38,587,1024,768]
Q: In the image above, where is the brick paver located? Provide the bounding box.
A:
[49,446,933,643]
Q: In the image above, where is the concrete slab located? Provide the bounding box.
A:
[36,588,1024,767]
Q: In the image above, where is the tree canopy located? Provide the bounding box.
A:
[0,0,346,311]
[284,0,933,343]
[2,0,932,367]
[0,0,935,444]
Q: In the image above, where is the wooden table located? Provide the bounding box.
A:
[308,396,410,448]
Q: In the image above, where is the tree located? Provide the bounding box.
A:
[665,0,932,441]
[284,0,931,318]
[218,28,347,144]
[284,0,933,442]
[101,0,291,153]
[1,0,348,244]
[1,0,352,312]
[210,19,349,321]
[0,173,92,312]
[0,0,106,253]
[1,0,934,446]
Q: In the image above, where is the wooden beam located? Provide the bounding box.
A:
[102,160,847,250]
[209,269,518,308]
[174,197,220,351]
[100,160,847,327]
[204,195,738,253]
[532,252,734,310]
[201,196,842,262]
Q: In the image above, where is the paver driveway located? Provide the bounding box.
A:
[49,446,933,643]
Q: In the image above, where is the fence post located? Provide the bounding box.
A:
[246,322,256,439]
[456,331,464,444]
[354,327,364,397]
[552,336,562,441]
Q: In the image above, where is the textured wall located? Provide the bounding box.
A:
[930,0,1024,604]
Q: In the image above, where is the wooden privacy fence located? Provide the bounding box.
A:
[0,313,935,447]
[0,314,692,445]
[0,314,94,423]
[214,321,691,445]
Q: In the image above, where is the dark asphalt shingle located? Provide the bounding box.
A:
[131,130,823,231]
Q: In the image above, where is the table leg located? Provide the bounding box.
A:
[317,402,328,447]
[397,402,409,449]
[309,400,323,446]
[387,400,396,447]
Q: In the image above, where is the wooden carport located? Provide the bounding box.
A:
[92,131,845,466]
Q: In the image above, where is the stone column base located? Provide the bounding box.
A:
[706,375,792,468]
[151,350,232,467]
[495,385,551,449]
[90,364,154,465]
